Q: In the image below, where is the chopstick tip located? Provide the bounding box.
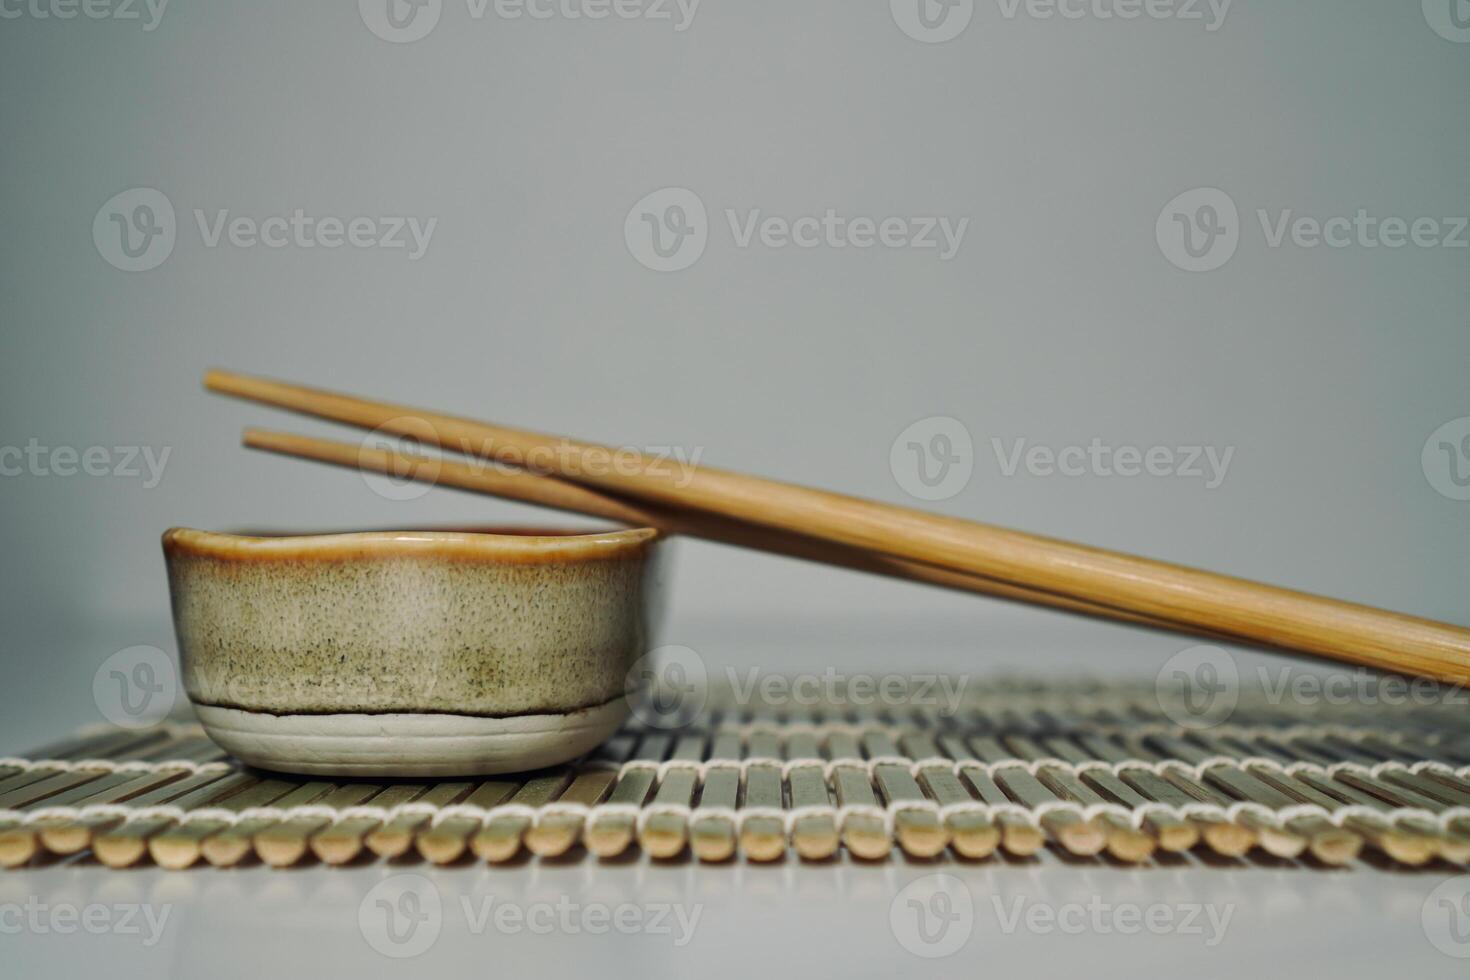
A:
[240,427,278,451]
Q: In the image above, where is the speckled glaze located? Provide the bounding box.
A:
[163,526,661,718]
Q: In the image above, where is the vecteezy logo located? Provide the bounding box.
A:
[359,874,443,958]
[93,188,176,272]
[1424,0,1470,43]
[624,187,708,272]
[93,646,178,728]
[359,417,444,502]
[624,645,708,729]
[1156,187,1240,272]
[1422,417,1470,501]
[890,417,973,501]
[890,0,974,43]
[1423,876,1470,958]
[1155,645,1239,730]
[890,874,974,958]
[359,0,442,43]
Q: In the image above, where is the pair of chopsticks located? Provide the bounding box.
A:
[206,370,1470,684]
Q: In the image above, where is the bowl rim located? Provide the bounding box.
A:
[163,525,659,564]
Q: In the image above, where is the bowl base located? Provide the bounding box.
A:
[192,700,627,776]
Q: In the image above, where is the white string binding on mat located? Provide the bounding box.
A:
[13,752,1463,840]
[0,757,223,776]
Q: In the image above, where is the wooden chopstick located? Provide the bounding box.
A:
[243,427,1228,640]
[206,369,1470,683]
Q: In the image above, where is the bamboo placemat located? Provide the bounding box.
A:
[3,677,1469,870]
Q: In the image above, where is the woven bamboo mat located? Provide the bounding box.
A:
[3,678,1469,870]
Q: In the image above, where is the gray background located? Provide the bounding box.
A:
[1,1,1467,976]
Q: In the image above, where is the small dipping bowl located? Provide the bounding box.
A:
[163,525,661,776]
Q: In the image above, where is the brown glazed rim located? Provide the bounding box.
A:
[163,526,660,565]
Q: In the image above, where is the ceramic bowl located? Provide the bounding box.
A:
[163,525,661,776]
